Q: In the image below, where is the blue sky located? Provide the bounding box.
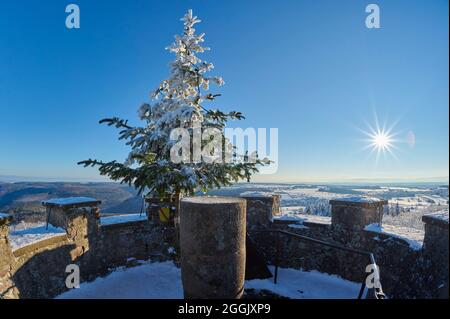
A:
[0,0,448,183]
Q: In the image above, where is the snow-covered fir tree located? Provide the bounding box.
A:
[79,9,268,200]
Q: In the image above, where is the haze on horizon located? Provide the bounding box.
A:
[1,0,448,185]
[0,173,448,185]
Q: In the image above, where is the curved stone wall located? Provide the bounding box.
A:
[248,198,448,299]
[1,197,448,299]
[0,207,174,299]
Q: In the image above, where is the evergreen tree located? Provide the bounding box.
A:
[79,10,269,200]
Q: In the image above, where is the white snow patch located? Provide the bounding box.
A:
[56,261,362,299]
[245,266,361,299]
[389,195,448,207]
[100,214,147,226]
[276,210,331,225]
[334,196,384,203]
[0,212,10,218]
[56,261,183,299]
[280,206,305,214]
[43,197,99,206]
[240,191,273,197]
[8,222,66,251]
[364,223,424,251]
[281,187,341,200]
[424,209,449,223]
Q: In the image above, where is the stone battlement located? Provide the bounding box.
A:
[249,198,448,299]
[0,199,173,299]
[0,196,448,299]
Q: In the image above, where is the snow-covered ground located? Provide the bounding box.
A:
[57,261,183,299]
[100,213,147,226]
[246,266,361,299]
[364,223,424,251]
[8,221,66,251]
[212,183,449,230]
[57,261,362,299]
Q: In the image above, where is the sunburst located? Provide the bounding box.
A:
[358,113,399,163]
[370,130,393,152]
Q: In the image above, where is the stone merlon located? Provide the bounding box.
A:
[422,209,449,228]
[330,196,387,230]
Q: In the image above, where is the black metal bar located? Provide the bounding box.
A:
[139,196,145,217]
[277,230,371,257]
[357,281,366,299]
[274,265,278,285]
[369,253,376,265]
[368,256,385,299]
[274,231,280,284]
[45,207,52,230]
[251,228,385,299]
[253,229,372,258]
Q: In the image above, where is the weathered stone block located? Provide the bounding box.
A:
[240,194,280,230]
[330,197,387,231]
[0,213,19,299]
[180,196,246,299]
[42,198,101,231]
[0,214,13,269]
[422,209,449,298]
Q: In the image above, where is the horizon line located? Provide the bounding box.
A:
[0,174,448,185]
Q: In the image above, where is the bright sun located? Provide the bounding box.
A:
[371,131,392,151]
[358,114,399,163]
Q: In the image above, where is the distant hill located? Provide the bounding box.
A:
[0,182,141,221]
[103,196,144,214]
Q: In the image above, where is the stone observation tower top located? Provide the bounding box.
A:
[422,209,449,227]
[330,196,387,230]
[329,196,388,208]
[181,196,246,205]
[42,197,102,209]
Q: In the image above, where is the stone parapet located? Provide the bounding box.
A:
[0,197,174,299]
[240,194,280,230]
[0,213,19,298]
[330,196,387,231]
[422,209,449,298]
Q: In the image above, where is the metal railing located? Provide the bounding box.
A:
[251,229,386,299]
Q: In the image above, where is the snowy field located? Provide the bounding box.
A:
[364,223,424,251]
[5,183,446,251]
[209,183,449,230]
[57,261,362,299]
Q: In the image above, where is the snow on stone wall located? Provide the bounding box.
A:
[1,196,448,299]
[0,206,173,299]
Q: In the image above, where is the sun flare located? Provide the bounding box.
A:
[371,130,393,151]
[358,114,399,163]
